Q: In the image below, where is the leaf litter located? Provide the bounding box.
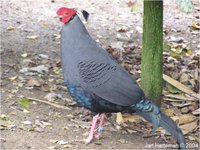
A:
[1,0,199,148]
[112,27,199,141]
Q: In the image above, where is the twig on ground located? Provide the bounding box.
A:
[26,97,71,110]
[164,94,195,101]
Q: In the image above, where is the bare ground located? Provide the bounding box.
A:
[1,0,199,149]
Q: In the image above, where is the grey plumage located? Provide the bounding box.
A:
[61,15,144,106]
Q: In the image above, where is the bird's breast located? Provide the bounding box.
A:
[66,80,93,109]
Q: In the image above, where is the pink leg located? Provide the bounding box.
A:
[85,114,99,144]
[95,113,104,139]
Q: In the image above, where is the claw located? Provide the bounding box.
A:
[85,137,93,145]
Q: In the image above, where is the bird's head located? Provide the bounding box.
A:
[57,7,89,24]
[56,7,77,24]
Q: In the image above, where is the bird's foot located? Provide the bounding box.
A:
[85,135,93,145]
[94,127,104,139]
[84,114,99,144]
[85,113,105,144]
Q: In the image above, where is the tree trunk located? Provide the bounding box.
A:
[141,0,163,106]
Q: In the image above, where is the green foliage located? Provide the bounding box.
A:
[166,84,182,94]
[19,98,30,108]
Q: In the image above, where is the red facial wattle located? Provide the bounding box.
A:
[56,7,77,24]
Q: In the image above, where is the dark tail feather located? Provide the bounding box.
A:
[137,111,186,149]
[133,98,186,149]
[159,112,186,149]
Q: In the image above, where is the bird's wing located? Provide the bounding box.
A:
[78,60,144,106]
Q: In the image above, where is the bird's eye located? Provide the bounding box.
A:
[64,12,69,16]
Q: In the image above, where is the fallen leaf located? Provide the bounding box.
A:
[0,114,8,120]
[21,52,28,58]
[189,79,195,88]
[63,126,69,130]
[188,102,198,111]
[163,74,200,100]
[48,78,54,83]
[180,107,189,114]
[30,65,49,74]
[53,67,62,75]
[9,76,18,81]
[179,121,198,135]
[116,112,123,124]
[129,0,142,12]
[57,140,68,145]
[192,108,200,115]
[0,138,6,142]
[166,84,182,94]
[127,129,137,134]
[19,67,29,74]
[188,136,197,141]
[118,139,126,144]
[47,146,57,149]
[127,1,135,7]
[94,141,102,145]
[43,24,49,27]
[22,120,32,125]
[10,88,18,94]
[191,23,200,30]
[163,109,175,117]
[123,115,144,122]
[163,41,170,51]
[54,113,62,118]
[39,54,49,59]
[41,84,50,92]
[116,34,131,42]
[164,94,195,101]
[23,109,29,113]
[0,120,15,129]
[115,125,122,130]
[9,112,17,115]
[170,48,182,58]
[179,73,190,84]
[168,36,184,43]
[63,144,72,148]
[27,78,41,87]
[35,120,46,128]
[136,26,143,34]
[53,33,61,39]
[26,35,38,40]
[110,41,123,50]
[173,114,197,125]
[44,92,57,101]
[49,140,58,143]
[6,27,14,31]
[171,101,191,107]
[116,26,127,32]
[41,121,52,126]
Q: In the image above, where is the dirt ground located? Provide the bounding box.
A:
[1,0,199,149]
